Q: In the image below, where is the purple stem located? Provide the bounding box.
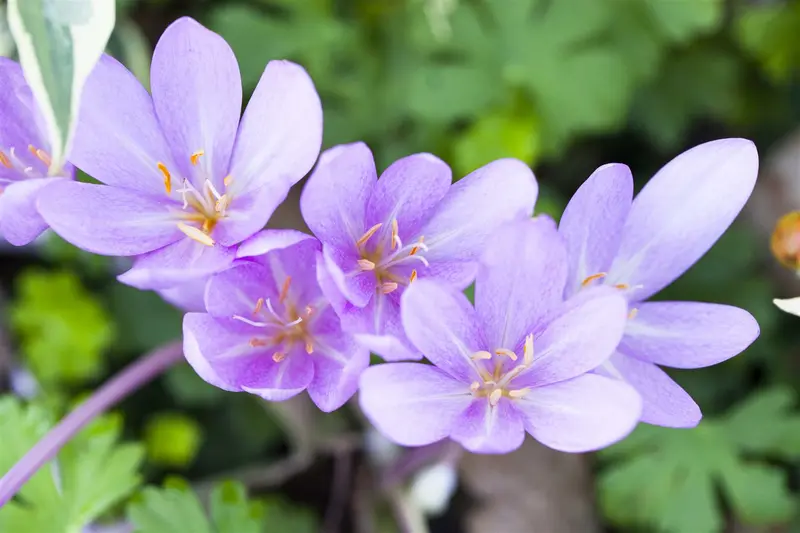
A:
[0,340,184,508]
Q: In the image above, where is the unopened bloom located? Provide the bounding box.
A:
[0,58,73,245]
[359,219,641,454]
[301,142,537,361]
[183,230,370,412]
[558,139,760,428]
[37,17,322,290]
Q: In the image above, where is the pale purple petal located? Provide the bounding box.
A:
[71,54,177,194]
[608,139,759,300]
[157,278,208,312]
[450,398,526,454]
[515,288,628,388]
[37,181,181,255]
[559,163,633,297]
[603,352,701,428]
[476,217,567,350]
[205,261,274,318]
[240,346,315,402]
[420,159,537,271]
[401,279,486,383]
[183,312,238,391]
[237,228,317,259]
[117,238,236,290]
[255,236,323,304]
[515,373,641,452]
[321,245,375,308]
[359,363,473,447]
[348,290,421,361]
[150,17,240,186]
[307,333,370,412]
[228,60,322,196]
[621,301,759,369]
[0,178,57,245]
[354,333,421,362]
[316,251,348,315]
[365,153,451,242]
[300,143,376,250]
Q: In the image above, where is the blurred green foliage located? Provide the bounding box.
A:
[144,412,203,468]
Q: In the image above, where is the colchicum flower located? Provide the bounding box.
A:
[182,230,370,412]
[37,17,322,290]
[0,58,73,245]
[301,142,537,361]
[558,139,760,428]
[359,218,641,454]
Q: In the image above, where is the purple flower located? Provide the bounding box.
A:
[359,218,641,454]
[0,58,74,245]
[300,142,537,361]
[558,139,760,428]
[182,229,370,412]
[37,17,322,290]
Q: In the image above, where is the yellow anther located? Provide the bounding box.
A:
[157,162,172,194]
[272,352,286,363]
[305,341,314,354]
[356,223,382,247]
[357,259,376,271]
[28,145,51,166]
[0,151,11,168]
[523,334,534,366]
[249,338,269,347]
[489,389,503,407]
[409,269,418,283]
[471,350,492,361]
[279,276,292,304]
[581,272,607,286]
[614,283,630,290]
[224,174,233,187]
[495,348,518,361]
[215,194,229,213]
[177,221,215,246]
[253,298,264,315]
[470,381,481,393]
[628,307,638,320]
[391,219,399,250]
[381,282,398,294]
[410,236,424,255]
[190,150,205,166]
[509,388,530,399]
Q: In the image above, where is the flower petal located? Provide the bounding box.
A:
[240,346,315,402]
[307,333,370,412]
[476,217,567,350]
[0,178,57,245]
[214,182,290,246]
[421,158,537,266]
[515,287,628,388]
[157,278,209,312]
[150,17,241,186]
[603,352,701,428]
[450,398,526,454]
[774,297,800,317]
[401,279,487,382]
[205,261,274,318]
[515,373,641,452]
[300,142,377,250]
[117,238,236,290]
[37,181,180,255]
[608,139,759,300]
[621,301,759,369]
[0,58,49,177]
[320,245,375,308]
[237,228,317,259]
[559,163,633,297]
[228,60,322,196]
[71,54,177,194]
[348,290,422,361]
[182,312,240,391]
[358,363,473,447]
[365,153,452,242]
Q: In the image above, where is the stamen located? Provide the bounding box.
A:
[224,174,233,187]
[489,389,502,407]
[523,334,534,366]
[253,298,264,315]
[357,259,376,271]
[495,348,518,361]
[190,150,205,166]
[205,179,223,201]
[508,388,530,399]
[471,351,492,361]
[391,219,400,250]
[304,305,314,317]
[234,315,269,327]
[409,269,418,283]
[272,352,286,363]
[249,338,269,347]
[286,316,304,327]
[356,223,382,247]
[279,276,291,304]
[582,272,607,286]
[614,283,630,290]
[157,162,172,194]
[628,308,638,320]
[381,282,399,294]
[470,381,481,393]
[177,222,215,246]
[202,218,215,233]
[410,236,424,255]
[215,194,229,213]
[28,145,51,166]
[0,151,11,168]
[305,341,314,354]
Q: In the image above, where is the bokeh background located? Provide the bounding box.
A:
[1,0,799,532]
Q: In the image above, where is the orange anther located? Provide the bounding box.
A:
[190,150,205,166]
[279,276,292,304]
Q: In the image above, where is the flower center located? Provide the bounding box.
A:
[231,276,316,362]
[353,219,429,294]
[469,334,535,406]
[0,144,54,191]
[158,150,233,247]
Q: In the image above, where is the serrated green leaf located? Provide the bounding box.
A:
[7,0,114,172]
[129,481,212,533]
[723,386,800,459]
[10,269,115,384]
[721,464,796,524]
[211,481,265,533]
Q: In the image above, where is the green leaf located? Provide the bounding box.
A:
[128,479,212,533]
[736,2,800,83]
[10,269,115,384]
[211,481,265,533]
[452,109,540,176]
[0,397,143,533]
[723,386,800,459]
[643,0,723,43]
[721,464,795,524]
[7,0,114,172]
[144,412,203,468]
